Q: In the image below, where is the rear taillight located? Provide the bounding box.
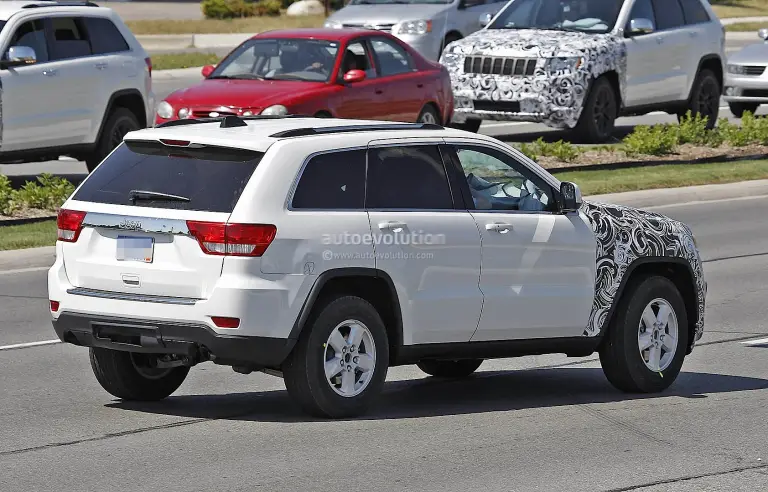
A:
[145,57,152,77]
[186,221,276,257]
[50,300,60,312]
[57,209,86,243]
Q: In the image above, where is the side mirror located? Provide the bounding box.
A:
[201,65,215,78]
[4,46,37,67]
[479,13,493,27]
[343,69,366,84]
[628,18,654,36]
[759,28,768,41]
[559,181,582,213]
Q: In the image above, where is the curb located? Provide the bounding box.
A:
[139,33,252,52]
[548,153,768,174]
[153,66,204,80]
[0,215,57,227]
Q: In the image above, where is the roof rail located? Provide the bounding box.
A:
[269,122,445,138]
[155,114,312,129]
[22,1,100,8]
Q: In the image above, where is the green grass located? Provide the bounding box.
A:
[152,52,221,71]
[126,14,325,35]
[554,159,768,196]
[0,220,56,251]
[711,0,768,18]
[725,22,768,32]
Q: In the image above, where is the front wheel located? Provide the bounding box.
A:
[574,77,617,143]
[728,102,759,119]
[86,108,141,172]
[417,359,483,378]
[599,275,688,393]
[283,296,389,418]
[89,348,189,401]
[417,105,441,125]
[682,69,721,129]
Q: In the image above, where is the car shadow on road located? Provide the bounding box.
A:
[107,367,768,423]
[494,126,634,144]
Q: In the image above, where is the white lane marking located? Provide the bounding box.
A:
[644,194,768,211]
[482,122,533,128]
[742,337,768,347]
[0,339,61,351]
[0,266,51,276]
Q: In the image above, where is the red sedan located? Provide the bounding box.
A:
[155,28,453,126]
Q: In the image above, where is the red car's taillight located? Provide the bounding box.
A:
[186,221,277,257]
[57,209,86,243]
[145,57,152,77]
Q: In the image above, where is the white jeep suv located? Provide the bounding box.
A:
[442,0,725,142]
[0,1,153,171]
[48,115,706,418]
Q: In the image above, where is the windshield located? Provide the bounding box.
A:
[350,0,451,4]
[210,38,340,83]
[489,0,624,33]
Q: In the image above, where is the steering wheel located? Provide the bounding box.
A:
[304,62,327,74]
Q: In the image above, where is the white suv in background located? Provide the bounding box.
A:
[0,1,153,171]
[49,116,706,418]
[442,0,725,142]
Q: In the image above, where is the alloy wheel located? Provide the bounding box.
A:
[593,86,616,138]
[324,319,377,398]
[696,79,719,120]
[637,298,679,372]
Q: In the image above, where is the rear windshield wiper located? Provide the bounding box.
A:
[129,190,190,203]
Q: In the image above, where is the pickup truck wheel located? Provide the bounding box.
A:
[283,296,389,418]
[85,108,140,172]
[450,119,482,133]
[89,348,189,401]
[599,275,688,393]
[728,102,759,119]
[682,69,720,129]
[574,77,617,143]
[417,359,483,378]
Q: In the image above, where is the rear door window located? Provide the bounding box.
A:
[679,0,710,25]
[82,17,130,54]
[366,145,454,210]
[48,17,92,60]
[292,150,366,209]
[651,0,685,30]
[73,141,263,213]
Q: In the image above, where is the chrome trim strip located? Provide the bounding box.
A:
[82,212,191,236]
[67,287,200,305]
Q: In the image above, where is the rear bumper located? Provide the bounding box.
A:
[53,311,295,368]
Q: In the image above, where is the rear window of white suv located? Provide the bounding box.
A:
[72,141,263,213]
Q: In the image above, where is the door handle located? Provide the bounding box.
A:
[375,89,384,95]
[378,221,407,233]
[95,62,108,70]
[42,69,57,77]
[486,222,512,234]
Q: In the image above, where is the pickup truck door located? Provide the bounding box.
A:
[443,140,597,341]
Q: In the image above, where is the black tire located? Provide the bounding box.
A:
[599,275,689,393]
[450,119,482,133]
[574,76,618,143]
[417,359,483,378]
[85,108,141,172]
[417,104,441,125]
[283,296,389,418]
[440,33,462,57]
[681,69,721,129]
[728,102,759,119]
[89,348,189,401]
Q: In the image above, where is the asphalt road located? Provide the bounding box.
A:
[1,196,767,491]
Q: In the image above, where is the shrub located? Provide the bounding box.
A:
[623,124,677,156]
[517,142,538,161]
[516,137,581,162]
[201,0,255,19]
[254,0,282,16]
[0,174,75,216]
[677,111,712,146]
[0,174,13,215]
[718,118,750,147]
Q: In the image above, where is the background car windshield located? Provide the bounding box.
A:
[489,0,624,33]
[211,38,339,82]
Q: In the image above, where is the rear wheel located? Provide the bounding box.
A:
[417,359,483,378]
[417,105,441,125]
[599,275,688,393]
[574,77,617,143]
[89,348,189,401]
[681,69,720,129]
[728,102,759,119]
[86,108,140,172]
[283,296,389,418]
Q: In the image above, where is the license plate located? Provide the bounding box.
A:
[116,236,154,263]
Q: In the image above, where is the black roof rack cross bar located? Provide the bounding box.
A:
[22,1,99,8]
[269,122,444,139]
[155,114,314,129]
